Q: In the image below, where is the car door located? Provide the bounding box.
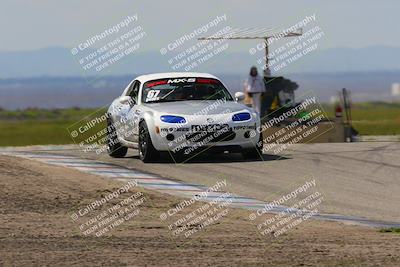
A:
[111,81,133,139]
[124,80,141,142]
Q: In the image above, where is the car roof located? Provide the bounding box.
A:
[134,72,219,83]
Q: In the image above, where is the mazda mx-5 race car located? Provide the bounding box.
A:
[106,72,263,162]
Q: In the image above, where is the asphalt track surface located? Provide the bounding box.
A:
[2,141,400,227]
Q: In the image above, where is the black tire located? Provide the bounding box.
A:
[242,132,263,159]
[106,118,128,158]
[138,121,159,162]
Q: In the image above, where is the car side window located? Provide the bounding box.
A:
[126,81,140,103]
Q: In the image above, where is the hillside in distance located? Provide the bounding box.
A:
[0,46,399,78]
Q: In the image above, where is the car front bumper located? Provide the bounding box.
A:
[151,120,260,153]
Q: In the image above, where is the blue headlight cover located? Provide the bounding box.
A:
[160,115,186,123]
[232,112,251,121]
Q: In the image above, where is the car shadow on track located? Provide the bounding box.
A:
[127,152,291,164]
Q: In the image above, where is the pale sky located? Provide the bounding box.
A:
[1,0,398,52]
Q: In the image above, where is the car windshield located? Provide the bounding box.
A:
[142,77,233,103]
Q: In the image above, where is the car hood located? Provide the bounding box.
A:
[143,100,252,115]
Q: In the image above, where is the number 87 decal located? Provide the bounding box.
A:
[146,90,160,101]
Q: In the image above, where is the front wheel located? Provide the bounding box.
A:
[138,121,159,162]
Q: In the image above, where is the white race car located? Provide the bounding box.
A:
[106,72,263,162]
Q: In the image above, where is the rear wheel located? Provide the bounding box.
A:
[138,121,159,162]
[107,119,128,158]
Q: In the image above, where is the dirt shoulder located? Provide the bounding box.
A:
[0,155,399,267]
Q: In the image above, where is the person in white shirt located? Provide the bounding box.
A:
[243,66,266,114]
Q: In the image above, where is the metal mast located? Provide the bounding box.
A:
[198,27,302,77]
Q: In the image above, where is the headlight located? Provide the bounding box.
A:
[232,112,251,121]
[160,115,186,123]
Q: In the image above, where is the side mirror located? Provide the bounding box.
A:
[235,92,245,102]
[119,96,135,106]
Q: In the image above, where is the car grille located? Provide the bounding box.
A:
[186,124,235,143]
